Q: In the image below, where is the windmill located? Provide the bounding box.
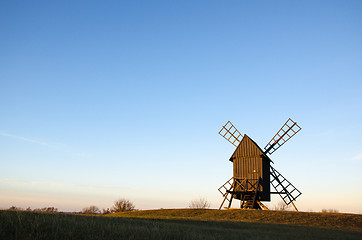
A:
[218,118,302,211]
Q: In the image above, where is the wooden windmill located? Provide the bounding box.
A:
[218,118,302,211]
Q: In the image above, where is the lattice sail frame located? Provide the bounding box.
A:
[218,121,243,147]
[264,118,301,155]
[270,166,302,206]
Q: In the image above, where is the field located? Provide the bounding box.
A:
[1,209,361,240]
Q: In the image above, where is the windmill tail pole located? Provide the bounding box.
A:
[291,201,299,212]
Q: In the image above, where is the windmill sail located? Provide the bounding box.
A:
[219,121,243,147]
[264,118,301,155]
[270,166,302,206]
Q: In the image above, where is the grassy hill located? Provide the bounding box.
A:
[111,208,362,232]
[1,209,361,240]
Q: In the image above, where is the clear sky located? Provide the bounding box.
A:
[1,1,362,213]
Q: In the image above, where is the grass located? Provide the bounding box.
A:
[112,208,362,232]
[0,209,361,240]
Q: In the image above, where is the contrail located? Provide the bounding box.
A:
[0,131,49,146]
[0,131,91,158]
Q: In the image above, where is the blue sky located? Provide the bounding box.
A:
[1,1,362,213]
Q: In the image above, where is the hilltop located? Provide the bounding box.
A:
[111,208,362,232]
[1,209,361,240]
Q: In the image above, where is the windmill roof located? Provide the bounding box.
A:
[229,134,272,163]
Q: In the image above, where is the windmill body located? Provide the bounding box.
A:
[218,118,302,211]
[230,135,271,202]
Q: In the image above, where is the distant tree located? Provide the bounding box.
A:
[273,201,290,211]
[8,206,23,211]
[321,209,339,213]
[26,207,32,211]
[46,207,57,213]
[33,207,58,213]
[112,198,135,212]
[188,197,210,209]
[82,205,100,214]
[102,208,111,214]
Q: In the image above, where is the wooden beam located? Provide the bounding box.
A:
[291,201,299,212]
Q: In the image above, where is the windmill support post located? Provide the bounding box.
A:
[252,178,261,209]
[291,201,298,212]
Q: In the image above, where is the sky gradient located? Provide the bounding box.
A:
[1,1,362,213]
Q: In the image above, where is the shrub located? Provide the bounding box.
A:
[33,207,58,213]
[8,206,23,211]
[112,198,135,212]
[82,205,100,214]
[321,209,339,213]
[102,208,111,214]
[188,197,210,209]
[273,201,291,211]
